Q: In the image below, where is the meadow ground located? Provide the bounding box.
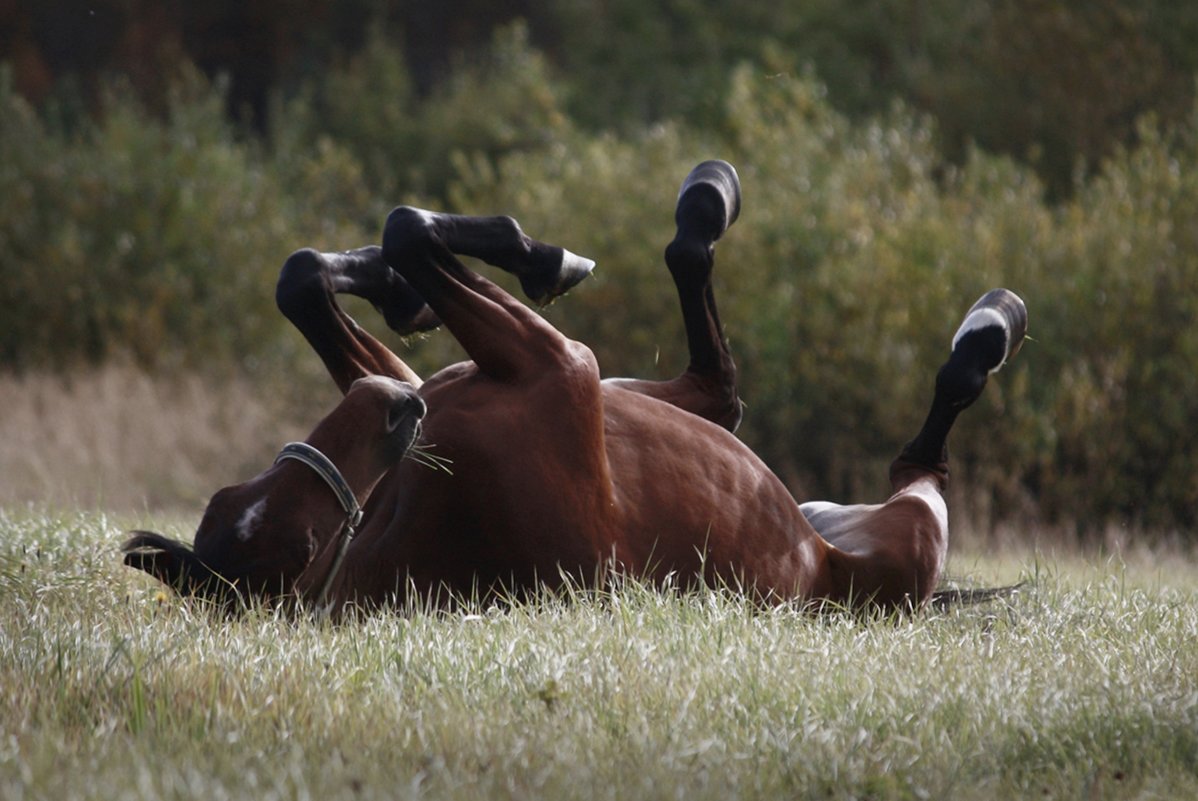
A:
[1,507,1195,801]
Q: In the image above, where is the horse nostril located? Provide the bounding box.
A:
[410,394,427,419]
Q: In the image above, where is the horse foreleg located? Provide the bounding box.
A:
[390,209,595,304]
[605,160,744,431]
[381,207,594,380]
[276,247,431,394]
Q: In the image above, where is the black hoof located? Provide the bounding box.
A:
[675,160,741,242]
[951,288,1027,374]
[375,270,442,335]
[519,244,596,305]
[937,288,1027,409]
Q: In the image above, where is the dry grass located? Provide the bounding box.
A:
[0,364,335,511]
[1,508,1196,800]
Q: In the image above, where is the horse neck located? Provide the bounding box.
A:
[321,461,428,610]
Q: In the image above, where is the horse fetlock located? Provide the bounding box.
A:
[934,354,990,412]
[664,236,715,282]
[377,270,441,335]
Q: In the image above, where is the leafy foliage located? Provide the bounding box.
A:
[1,25,1196,530]
[1,69,298,368]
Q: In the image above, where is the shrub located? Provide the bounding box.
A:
[3,53,1197,531]
[0,67,385,373]
[0,70,285,369]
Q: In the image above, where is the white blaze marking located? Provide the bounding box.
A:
[235,499,266,542]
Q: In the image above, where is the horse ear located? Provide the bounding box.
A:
[122,531,222,598]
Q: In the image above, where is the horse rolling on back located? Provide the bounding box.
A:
[124,161,1027,614]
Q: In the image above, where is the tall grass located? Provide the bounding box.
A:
[1,509,1195,800]
[0,364,335,511]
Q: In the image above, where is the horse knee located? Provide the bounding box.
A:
[382,206,440,266]
[276,248,329,321]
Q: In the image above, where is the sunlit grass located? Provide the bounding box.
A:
[2,507,1196,800]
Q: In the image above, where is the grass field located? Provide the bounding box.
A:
[1,507,1196,800]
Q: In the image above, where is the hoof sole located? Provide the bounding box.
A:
[951,288,1027,373]
[676,160,741,241]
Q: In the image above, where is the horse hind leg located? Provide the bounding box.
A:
[667,159,742,383]
[276,246,430,394]
[891,288,1028,490]
[607,160,745,431]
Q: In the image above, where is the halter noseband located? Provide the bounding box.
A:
[275,441,364,608]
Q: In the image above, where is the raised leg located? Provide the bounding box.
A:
[800,289,1028,610]
[890,288,1028,492]
[605,160,744,431]
[276,246,432,394]
[381,207,594,380]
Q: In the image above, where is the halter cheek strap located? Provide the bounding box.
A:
[275,441,365,607]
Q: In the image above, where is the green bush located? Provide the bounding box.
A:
[2,52,1196,532]
[276,22,570,205]
[0,67,381,373]
[534,0,1198,199]
[1031,116,1198,527]
[1,70,281,369]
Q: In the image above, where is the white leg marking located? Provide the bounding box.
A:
[560,248,597,278]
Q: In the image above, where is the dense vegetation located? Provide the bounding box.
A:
[9,1,1198,199]
[2,8,1196,532]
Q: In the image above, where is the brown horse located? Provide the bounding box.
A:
[123,161,1026,613]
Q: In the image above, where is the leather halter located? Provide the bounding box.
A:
[275,441,364,608]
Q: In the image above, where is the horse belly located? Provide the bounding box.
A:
[602,390,822,599]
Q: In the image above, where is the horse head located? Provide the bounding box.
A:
[122,376,426,608]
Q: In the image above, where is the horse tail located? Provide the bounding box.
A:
[929,581,1025,609]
